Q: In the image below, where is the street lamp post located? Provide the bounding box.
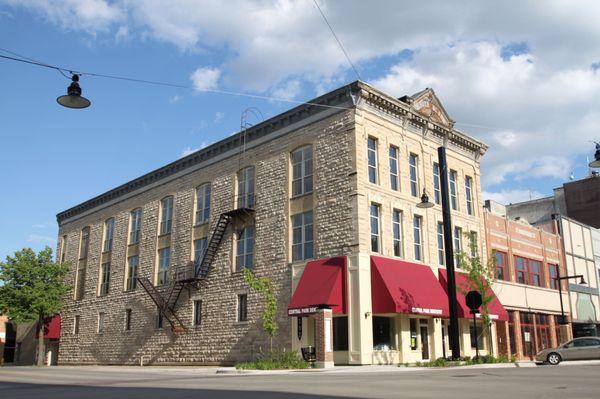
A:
[417,146,461,360]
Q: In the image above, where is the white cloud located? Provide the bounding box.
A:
[271,79,302,101]
[27,234,57,245]
[168,94,182,103]
[483,189,545,205]
[180,141,208,157]
[32,223,47,229]
[190,66,220,91]
[214,111,224,123]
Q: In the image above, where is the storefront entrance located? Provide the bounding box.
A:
[420,320,430,360]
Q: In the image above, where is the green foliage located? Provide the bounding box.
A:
[404,355,513,368]
[243,268,278,349]
[0,247,69,323]
[235,350,309,370]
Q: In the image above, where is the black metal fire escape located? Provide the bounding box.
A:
[137,208,254,333]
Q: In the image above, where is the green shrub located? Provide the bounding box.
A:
[235,350,310,370]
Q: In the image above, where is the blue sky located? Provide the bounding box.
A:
[1,1,599,260]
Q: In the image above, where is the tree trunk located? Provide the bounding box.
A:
[37,316,46,367]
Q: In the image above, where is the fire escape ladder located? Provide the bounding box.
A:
[137,277,186,333]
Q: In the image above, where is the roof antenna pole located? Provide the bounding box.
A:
[238,107,264,170]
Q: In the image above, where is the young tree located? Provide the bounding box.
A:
[0,247,69,366]
[243,268,278,351]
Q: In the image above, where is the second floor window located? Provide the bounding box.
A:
[465,176,474,215]
[103,218,115,253]
[370,204,381,253]
[236,225,254,271]
[529,260,542,286]
[515,256,527,284]
[130,208,142,244]
[195,183,211,224]
[549,264,559,289]
[237,166,255,209]
[413,216,422,261]
[409,153,419,197]
[292,210,314,261]
[437,223,445,266]
[496,251,507,281]
[157,247,171,285]
[160,196,174,235]
[367,137,378,184]
[389,146,399,191]
[99,262,110,296]
[453,226,462,266]
[449,170,458,210]
[433,163,441,204]
[126,255,139,291]
[291,145,313,196]
[392,209,402,257]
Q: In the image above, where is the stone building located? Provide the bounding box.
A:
[56,81,500,366]
[484,200,570,360]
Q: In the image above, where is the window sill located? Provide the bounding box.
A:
[290,192,313,200]
[235,321,249,326]
[194,221,209,228]
[157,232,172,238]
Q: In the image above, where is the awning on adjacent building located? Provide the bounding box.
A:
[371,256,449,317]
[288,257,347,316]
[438,269,509,322]
[41,314,61,339]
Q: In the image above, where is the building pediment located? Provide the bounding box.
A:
[408,88,455,128]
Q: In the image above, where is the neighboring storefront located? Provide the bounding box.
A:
[13,315,61,366]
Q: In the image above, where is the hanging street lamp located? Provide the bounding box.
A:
[57,74,91,109]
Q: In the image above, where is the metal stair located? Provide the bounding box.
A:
[137,277,187,332]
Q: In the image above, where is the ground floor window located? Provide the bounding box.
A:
[373,316,394,350]
[410,318,418,350]
[508,311,517,357]
[469,322,485,350]
[333,317,348,351]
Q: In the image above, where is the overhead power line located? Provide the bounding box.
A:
[312,0,362,81]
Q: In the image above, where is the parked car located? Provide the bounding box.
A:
[536,337,600,365]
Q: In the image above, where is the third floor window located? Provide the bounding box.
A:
[195,183,212,225]
[160,196,173,235]
[129,208,142,244]
[465,176,474,215]
[237,166,255,209]
[409,153,419,197]
[449,170,458,211]
[291,145,313,197]
[367,137,378,184]
[433,163,441,205]
[389,146,399,191]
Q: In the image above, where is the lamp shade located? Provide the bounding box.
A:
[57,74,91,109]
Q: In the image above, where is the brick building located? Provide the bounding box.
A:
[55,81,502,366]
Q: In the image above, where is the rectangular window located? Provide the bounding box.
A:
[496,251,507,281]
[370,204,381,253]
[470,322,484,350]
[126,255,139,291]
[73,315,80,335]
[373,316,395,350]
[291,145,313,196]
[465,176,474,215]
[433,163,441,205]
[333,317,349,351]
[103,218,115,253]
[529,260,542,287]
[237,294,248,322]
[389,146,399,191]
[236,225,254,271]
[98,312,105,333]
[392,209,403,257]
[453,227,462,267]
[195,183,212,224]
[129,208,142,244]
[157,247,171,285]
[193,300,202,326]
[156,309,163,329]
[413,215,422,261]
[549,264,559,289]
[160,196,174,235]
[515,256,527,284]
[367,137,378,184]
[60,235,68,263]
[437,223,445,266]
[409,153,419,197]
[75,227,90,301]
[410,318,418,350]
[449,170,458,211]
[469,231,478,257]
[292,210,314,261]
[237,166,256,209]
[194,238,208,275]
[79,226,90,260]
[99,262,110,296]
[125,309,132,331]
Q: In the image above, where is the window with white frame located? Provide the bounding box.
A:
[392,209,403,257]
[389,146,399,191]
[413,215,423,261]
[370,203,381,253]
[103,218,115,253]
[453,226,462,267]
[292,210,314,261]
[236,225,254,271]
[160,196,174,235]
[449,170,458,211]
[433,163,441,205]
[129,208,142,244]
[99,262,110,296]
[437,223,445,266]
[195,183,211,224]
[157,247,171,285]
[126,255,138,291]
[465,176,474,215]
[194,237,208,275]
[409,153,419,197]
[367,137,378,184]
[291,145,313,197]
[237,166,255,209]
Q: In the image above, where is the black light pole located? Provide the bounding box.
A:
[418,146,460,360]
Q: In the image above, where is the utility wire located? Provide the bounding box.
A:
[313,0,362,81]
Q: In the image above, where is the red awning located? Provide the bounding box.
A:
[371,256,449,317]
[288,257,346,316]
[438,269,508,322]
[39,314,61,340]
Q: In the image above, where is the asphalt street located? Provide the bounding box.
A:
[0,364,599,399]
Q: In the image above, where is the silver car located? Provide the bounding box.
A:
[536,337,600,365]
